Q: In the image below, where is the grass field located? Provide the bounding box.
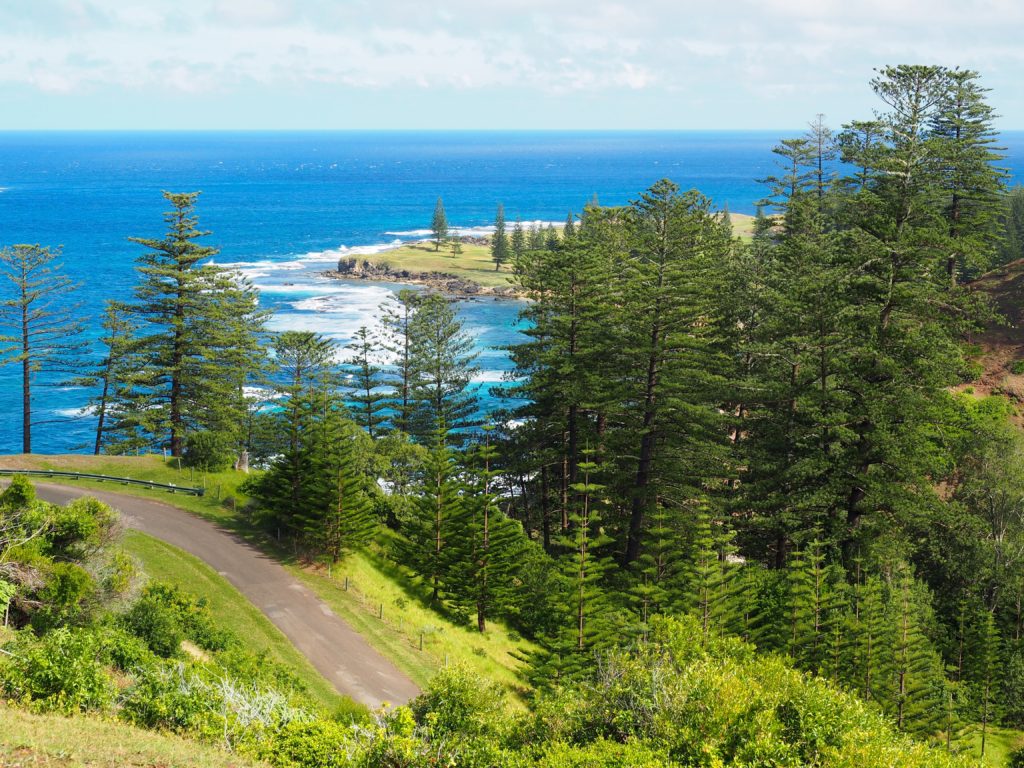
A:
[120,530,360,716]
[0,703,263,767]
[730,212,756,240]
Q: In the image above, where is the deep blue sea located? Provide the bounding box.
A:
[1,130,1022,453]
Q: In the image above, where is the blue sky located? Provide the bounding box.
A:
[2,0,1022,130]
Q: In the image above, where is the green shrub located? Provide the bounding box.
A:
[0,474,36,509]
[410,663,505,739]
[246,718,353,767]
[183,431,236,472]
[119,663,222,733]
[1011,360,1024,375]
[214,646,304,694]
[30,562,96,632]
[121,662,310,746]
[532,739,672,768]
[48,496,117,556]
[100,549,138,596]
[1009,746,1024,768]
[522,616,970,768]
[351,706,433,768]
[1,627,115,713]
[123,582,234,656]
[123,592,185,657]
[98,624,157,672]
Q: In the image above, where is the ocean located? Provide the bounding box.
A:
[1,130,1021,453]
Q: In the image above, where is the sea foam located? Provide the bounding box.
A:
[54,405,97,418]
[384,221,562,238]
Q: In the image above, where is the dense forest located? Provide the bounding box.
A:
[4,64,1024,766]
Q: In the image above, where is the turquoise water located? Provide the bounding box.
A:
[1,131,1021,453]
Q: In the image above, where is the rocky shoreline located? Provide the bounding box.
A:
[321,256,525,299]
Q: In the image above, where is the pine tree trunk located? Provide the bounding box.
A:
[433,472,442,603]
[626,426,656,565]
[541,464,551,551]
[625,345,660,565]
[20,288,31,453]
[21,332,30,454]
[170,315,184,457]
[94,372,111,455]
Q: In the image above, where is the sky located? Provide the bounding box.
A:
[1,0,1022,130]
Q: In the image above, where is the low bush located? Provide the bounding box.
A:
[123,591,185,657]
[183,431,236,472]
[119,663,224,734]
[409,663,505,739]
[517,616,969,768]
[0,627,115,713]
[30,562,96,632]
[122,582,234,656]
[98,624,157,672]
[214,645,305,694]
[47,496,118,556]
[529,739,672,768]
[244,718,353,768]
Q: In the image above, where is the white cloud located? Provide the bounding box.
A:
[0,0,1021,126]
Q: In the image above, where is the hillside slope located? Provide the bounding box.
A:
[965,259,1024,405]
[0,704,262,767]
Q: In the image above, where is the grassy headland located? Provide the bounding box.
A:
[342,241,515,289]
[0,453,245,524]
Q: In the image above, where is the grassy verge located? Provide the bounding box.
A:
[0,454,245,524]
[0,703,263,768]
[120,530,360,717]
[966,724,1024,766]
[285,534,536,701]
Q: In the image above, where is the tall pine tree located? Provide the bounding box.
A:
[0,244,84,454]
[431,196,449,252]
[344,325,387,438]
[124,192,268,456]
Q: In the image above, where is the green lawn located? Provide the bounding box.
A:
[0,703,264,768]
[121,530,361,717]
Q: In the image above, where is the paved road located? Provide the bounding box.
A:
[26,482,420,709]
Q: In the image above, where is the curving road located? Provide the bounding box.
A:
[25,482,420,710]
